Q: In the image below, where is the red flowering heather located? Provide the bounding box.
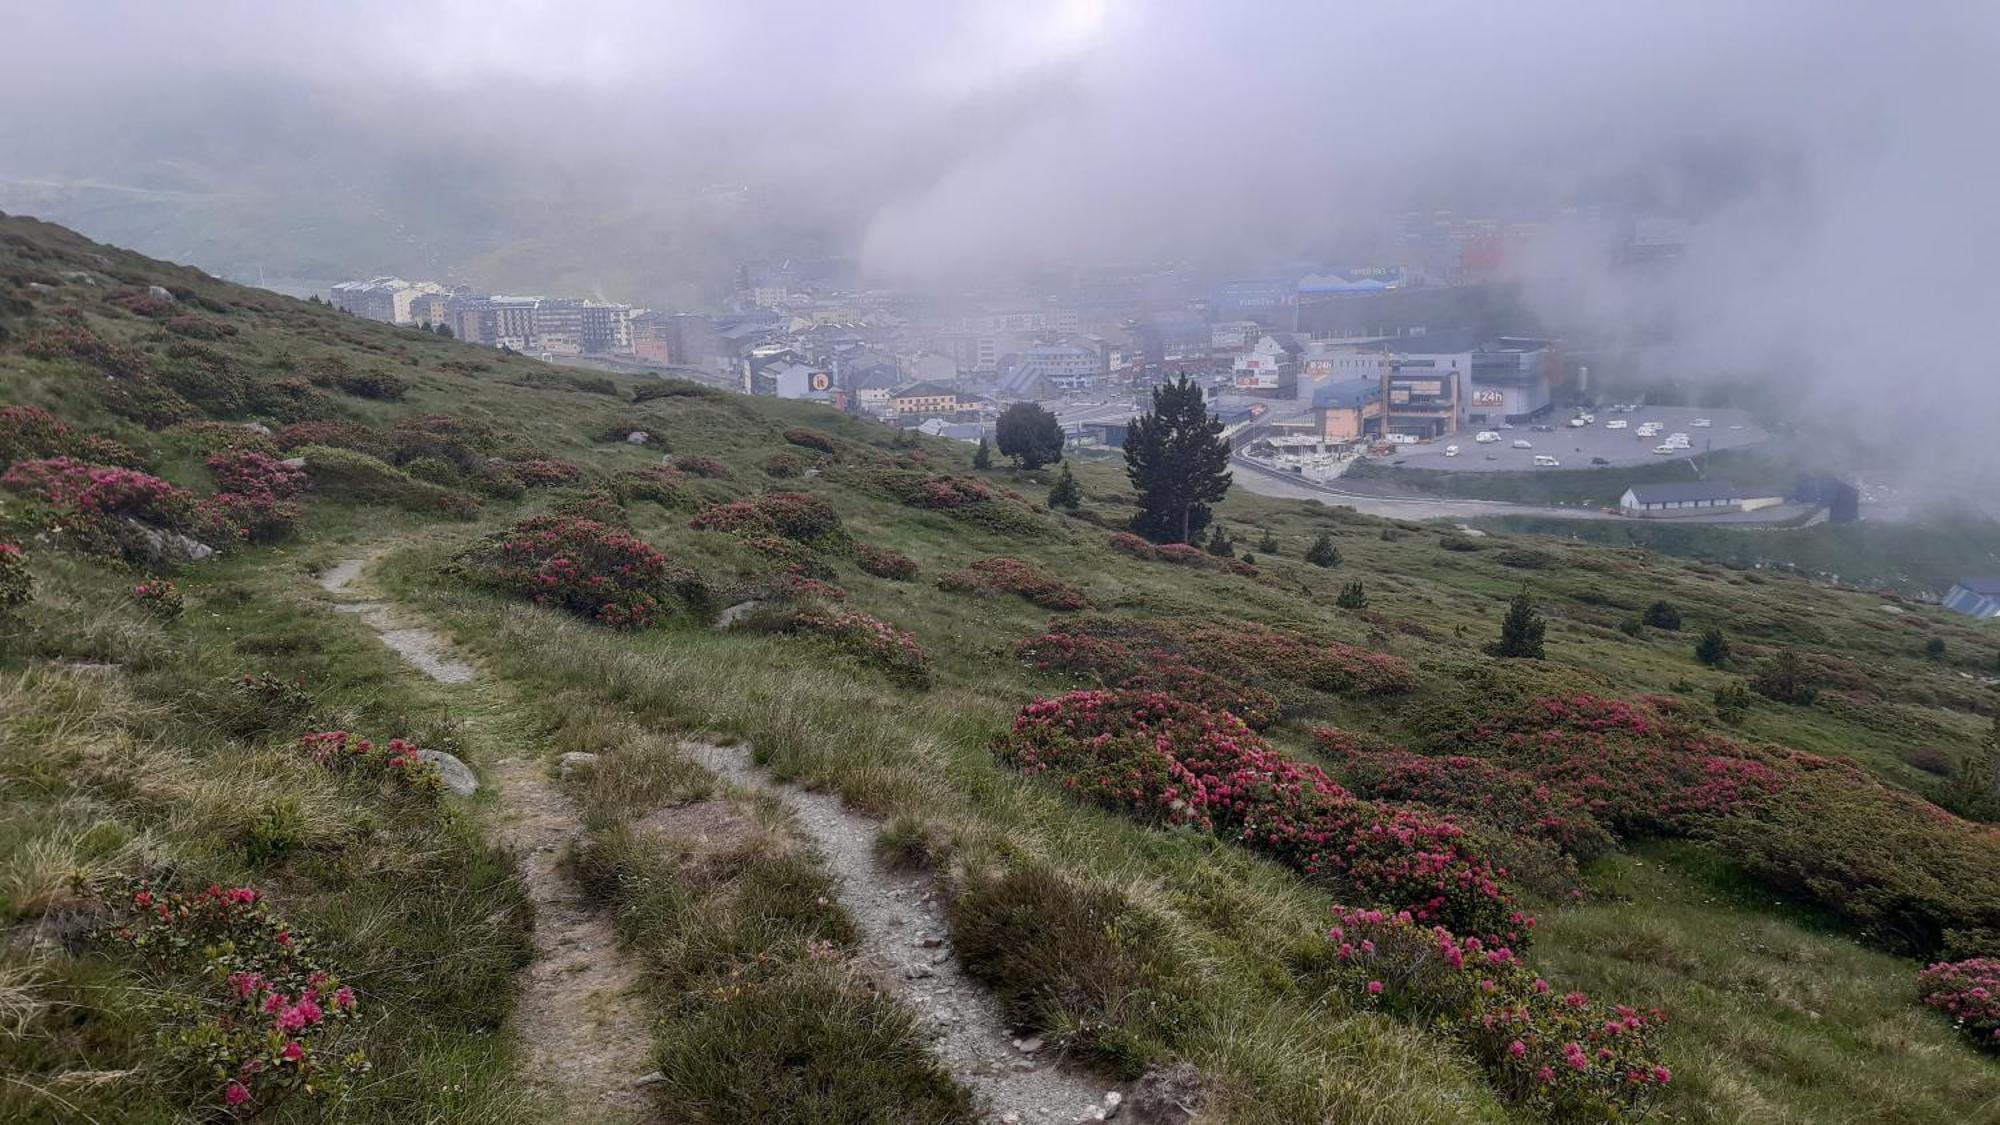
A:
[670,453,731,478]
[1321,732,1616,863]
[1329,906,1669,1120]
[20,322,152,378]
[1154,541,1257,576]
[690,491,844,543]
[299,731,445,799]
[205,449,308,498]
[998,690,1526,945]
[131,578,184,619]
[461,514,683,628]
[1917,958,2000,1049]
[1107,531,1157,560]
[853,542,919,581]
[97,880,365,1114]
[2,456,198,529]
[790,607,931,687]
[939,557,1090,611]
[0,403,74,466]
[1014,627,1282,729]
[511,458,585,487]
[782,426,839,454]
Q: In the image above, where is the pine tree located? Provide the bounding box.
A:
[1335,581,1368,609]
[1124,374,1231,544]
[996,402,1064,469]
[1489,590,1546,659]
[1205,524,1234,558]
[1047,463,1081,510]
[972,435,993,470]
[1306,532,1340,568]
[1257,529,1279,555]
[1694,626,1730,667]
[434,321,453,339]
[1948,713,2000,817]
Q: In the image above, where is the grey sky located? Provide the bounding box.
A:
[4,1,1997,477]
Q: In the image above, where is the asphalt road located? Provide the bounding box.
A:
[1229,453,1621,521]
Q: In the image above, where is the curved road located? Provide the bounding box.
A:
[1229,452,1617,520]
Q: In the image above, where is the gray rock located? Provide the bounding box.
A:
[146,284,175,302]
[240,422,273,436]
[633,1072,668,1088]
[712,600,765,631]
[417,750,478,796]
[625,431,651,445]
[280,456,306,469]
[122,519,213,565]
[558,751,601,779]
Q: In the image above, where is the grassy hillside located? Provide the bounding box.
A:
[2,212,1998,1123]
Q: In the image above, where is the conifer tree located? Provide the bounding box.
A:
[1123,374,1231,543]
[1490,590,1546,659]
[1047,463,1081,510]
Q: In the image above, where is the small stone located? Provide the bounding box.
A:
[626,431,651,445]
[1018,1036,1043,1053]
[904,966,934,980]
[918,936,944,948]
[147,284,175,302]
[1103,1091,1123,1118]
[280,456,306,469]
[417,750,478,796]
[633,1072,668,1087]
[558,751,601,779]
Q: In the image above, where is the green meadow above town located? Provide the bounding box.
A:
[2,212,1998,1124]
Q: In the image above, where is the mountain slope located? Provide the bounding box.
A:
[1,212,1997,1123]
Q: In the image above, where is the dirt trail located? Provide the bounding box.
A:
[684,741,1122,1125]
[319,555,654,1123]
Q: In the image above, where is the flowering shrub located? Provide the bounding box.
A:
[1014,626,1282,729]
[670,453,731,478]
[0,542,30,621]
[1107,531,1157,560]
[167,420,280,457]
[998,690,1527,945]
[273,420,385,456]
[132,578,185,619]
[1180,620,1420,696]
[97,881,365,1117]
[2,456,197,526]
[832,465,1044,536]
[1917,958,2000,1048]
[193,449,309,543]
[791,608,931,687]
[1327,907,1669,1119]
[511,458,585,488]
[1155,542,1256,576]
[782,426,840,454]
[298,730,444,801]
[164,313,238,340]
[205,450,308,499]
[1321,732,1616,863]
[21,321,153,378]
[938,557,1089,611]
[768,572,848,602]
[689,491,844,543]
[763,450,811,478]
[0,403,74,466]
[461,514,697,628]
[852,543,918,581]
[614,465,686,506]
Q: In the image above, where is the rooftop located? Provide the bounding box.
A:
[1623,481,1743,504]
[1312,378,1383,410]
[1952,577,2000,596]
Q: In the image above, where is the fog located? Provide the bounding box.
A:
[4,1,1997,484]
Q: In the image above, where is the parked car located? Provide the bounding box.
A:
[1444,444,1460,456]
[1590,456,1611,466]
[1533,455,1561,467]
[1605,419,1629,429]
[1474,431,1500,443]
[1512,439,1534,449]
[1653,444,1677,455]
[1692,418,1713,427]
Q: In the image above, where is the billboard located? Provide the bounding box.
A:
[1472,388,1506,406]
[809,371,832,392]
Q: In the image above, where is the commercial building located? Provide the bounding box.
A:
[1943,578,2000,619]
[891,382,960,418]
[1230,335,1302,396]
[1312,379,1383,441]
[1619,482,1746,518]
[1465,337,1559,425]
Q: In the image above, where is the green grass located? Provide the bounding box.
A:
[4,212,1999,1122]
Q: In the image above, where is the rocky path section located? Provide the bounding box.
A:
[684,741,1124,1125]
[317,555,653,1123]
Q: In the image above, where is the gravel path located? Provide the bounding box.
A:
[319,555,653,1123]
[684,741,1123,1125]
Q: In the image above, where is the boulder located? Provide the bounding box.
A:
[240,422,273,436]
[417,750,478,796]
[558,751,601,779]
[625,431,651,445]
[280,457,307,469]
[146,284,176,302]
[712,599,764,631]
[122,519,213,565]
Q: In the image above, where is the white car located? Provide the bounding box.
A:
[1532,455,1561,467]
[1444,444,1460,457]
[1605,419,1629,430]
[1567,417,1588,428]
[1652,444,1678,455]
[1474,431,1500,443]
[1692,418,1713,428]
[1512,439,1534,449]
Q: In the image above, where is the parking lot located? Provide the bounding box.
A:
[1381,406,1766,473]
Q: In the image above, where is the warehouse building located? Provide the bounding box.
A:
[1943,578,2000,619]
